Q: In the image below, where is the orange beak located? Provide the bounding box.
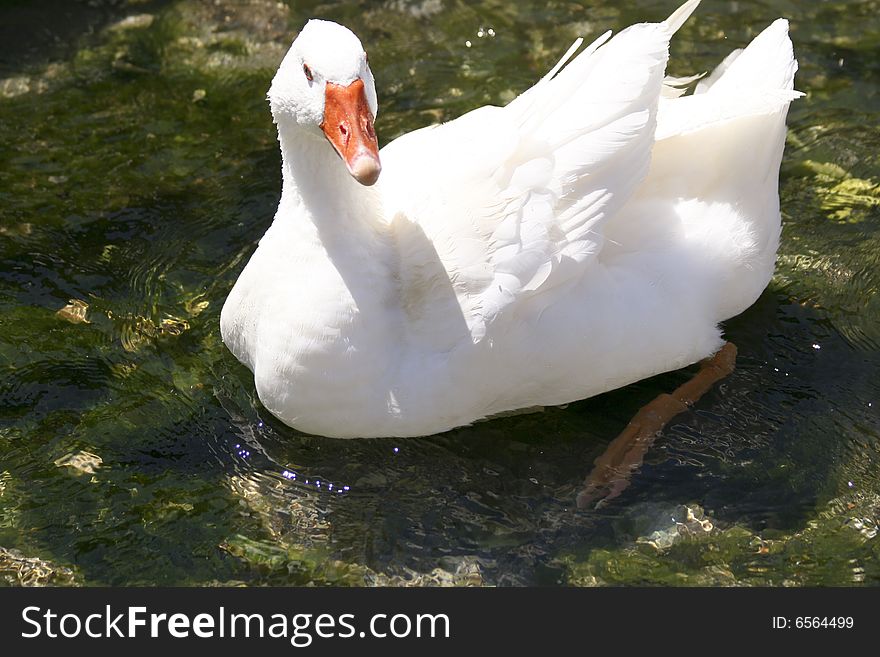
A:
[320,79,381,186]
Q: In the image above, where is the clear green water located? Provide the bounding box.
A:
[1,0,878,586]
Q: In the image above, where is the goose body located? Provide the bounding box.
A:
[220,0,801,438]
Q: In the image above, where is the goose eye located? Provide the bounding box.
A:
[303,63,313,82]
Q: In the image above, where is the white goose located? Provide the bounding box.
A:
[220,0,801,439]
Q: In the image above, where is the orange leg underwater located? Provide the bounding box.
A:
[577,342,738,509]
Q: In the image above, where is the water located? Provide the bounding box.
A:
[1,0,878,586]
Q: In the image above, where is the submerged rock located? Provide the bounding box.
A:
[366,557,485,587]
[0,546,78,586]
[108,14,155,32]
[636,504,716,550]
[225,471,485,586]
[561,492,880,586]
[54,450,103,475]
[56,299,90,324]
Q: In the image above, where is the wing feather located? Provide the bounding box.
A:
[380,2,701,344]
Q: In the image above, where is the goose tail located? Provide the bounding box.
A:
[608,18,802,323]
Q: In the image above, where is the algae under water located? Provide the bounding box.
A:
[0,0,879,586]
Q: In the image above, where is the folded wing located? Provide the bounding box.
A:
[380,1,701,346]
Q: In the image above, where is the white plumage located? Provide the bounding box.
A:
[221,0,801,438]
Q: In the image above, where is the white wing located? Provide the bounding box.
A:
[379,1,700,346]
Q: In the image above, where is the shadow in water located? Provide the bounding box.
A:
[0,0,174,77]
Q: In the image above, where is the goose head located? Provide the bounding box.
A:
[269,20,381,186]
